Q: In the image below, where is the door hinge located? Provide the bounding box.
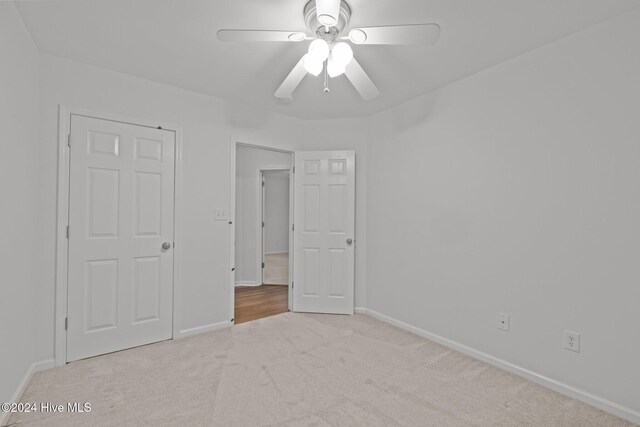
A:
[293,166,295,173]
[66,225,70,239]
[67,134,71,147]
[262,221,265,228]
[292,224,295,231]
[291,281,294,289]
[64,317,68,330]
[262,262,265,269]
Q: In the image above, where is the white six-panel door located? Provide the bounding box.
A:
[293,151,355,314]
[67,115,175,362]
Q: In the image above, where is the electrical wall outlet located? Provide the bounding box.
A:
[564,330,580,352]
[497,313,510,331]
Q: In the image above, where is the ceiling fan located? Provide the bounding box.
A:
[217,0,440,102]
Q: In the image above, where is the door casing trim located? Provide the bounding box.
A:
[55,105,184,367]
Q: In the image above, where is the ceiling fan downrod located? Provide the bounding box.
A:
[323,62,330,93]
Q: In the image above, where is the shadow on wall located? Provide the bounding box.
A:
[386,91,441,133]
[224,99,278,129]
[222,44,306,128]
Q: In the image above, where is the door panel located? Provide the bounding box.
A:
[133,256,161,323]
[302,248,320,296]
[328,249,347,297]
[67,115,175,362]
[303,185,320,232]
[85,259,118,331]
[328,185,346,232]
[293,151,355,314]
[134,172,163,236]
[87,168,119,237]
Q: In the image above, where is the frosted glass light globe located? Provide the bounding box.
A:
[331,42,353,67]
[327,56,345,78]
[308,39,330,62]
[303,54,323,76]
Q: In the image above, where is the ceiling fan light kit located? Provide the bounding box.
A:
[331,42,353,66]
[327,57,346,78]
[303,54,323,76]
[217,0,441,102]
[308,39,330,62]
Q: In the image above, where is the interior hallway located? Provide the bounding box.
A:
[263,253,289,285]
[234,285,288,324]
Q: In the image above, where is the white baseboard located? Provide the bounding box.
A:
[234,281,258,287]
[354,307,367,314]
[264,251,288,256]
[236,281,289,287]
[1,358,55,427]
[176,320,232,339]
[361,308,640,425]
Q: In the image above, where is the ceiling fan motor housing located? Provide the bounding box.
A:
[304,0,352,39]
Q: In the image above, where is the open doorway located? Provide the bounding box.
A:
[261,169,290,286]
[232,144,293,324]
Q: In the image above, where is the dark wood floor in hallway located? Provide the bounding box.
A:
[234,285,288,324]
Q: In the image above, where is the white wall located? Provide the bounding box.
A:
[35,54,305,360]
[366,9,640,416]
[235,146,291,284]
[0,3,40,404]
[264,171,290,255]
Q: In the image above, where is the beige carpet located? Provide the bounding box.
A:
[264,253,288,285]
[9,313,633,427]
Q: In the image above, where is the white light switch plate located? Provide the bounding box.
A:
[214,209,228,221]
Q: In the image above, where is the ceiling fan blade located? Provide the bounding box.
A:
[344,58,379,101]
[274,56,307,101]
[217,29,307,42]
[349,24,440,45]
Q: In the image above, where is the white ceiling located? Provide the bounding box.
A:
[16,0,640,120]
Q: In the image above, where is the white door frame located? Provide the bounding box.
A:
[228,141,295,323]
[55,105,183,367]
[258,167,292,286]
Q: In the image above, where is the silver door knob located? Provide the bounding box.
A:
[346,238,353,245]
[162,242,172,250]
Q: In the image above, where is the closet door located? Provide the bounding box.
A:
[67,115,175,361]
